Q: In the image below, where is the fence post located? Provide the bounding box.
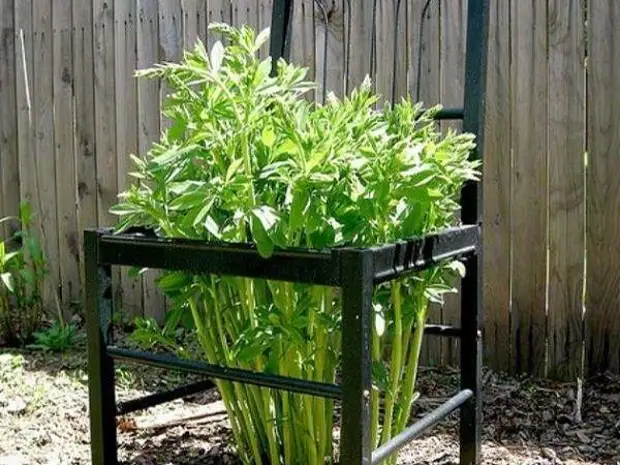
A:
[85,230,118,465]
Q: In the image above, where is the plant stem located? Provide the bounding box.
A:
[380,281,404,446]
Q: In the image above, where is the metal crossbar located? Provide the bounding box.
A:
[108,346,343,400]
[371,390,474,465]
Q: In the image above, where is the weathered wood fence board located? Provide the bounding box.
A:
[586,0,620,375]
[547,0,586,380]
[482,0,511,372]
[0,0,618,380]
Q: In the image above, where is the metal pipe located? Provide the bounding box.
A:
[433,107,465,120]
[371,389,473,465]
[424,324,461,338]
[107,346,343,400]
[116,379,215,416]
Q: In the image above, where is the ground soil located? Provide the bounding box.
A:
[0,336,618,465]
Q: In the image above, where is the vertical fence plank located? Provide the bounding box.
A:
[159,0,182,130]
[511,0,548,377]
[257,0,273,60]
[289,0,314,101]
[547,0,585,380]
[137,0,165,322]
[345,0,373,95]
[586,0,620,375]
[207,0,232,49]
[73,0,98,290]
[115,0,143,319]
[33,0,61,309]
[315,0,345,101]
[374,0,408,105]
[53,0,80,311]
[196,0,208,42]
[409,0,441,366]
[181,0,198,49]
[0,0,20,241]
[232,0,257,30]
[93,0,118,228]
[482,0,511,373]
[439,0,467,367]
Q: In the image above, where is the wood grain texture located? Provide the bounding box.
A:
[138,0,166,322]
[482,0,512,372]
[181,0,198,49]
[0,0,20,242]
[73,0,98,289]
[314,0,345,101]
[409,0,441,366]
[511,0,548,377]
[586,0,620,375]
[289,0,315,92]
[93,0,118,228]
[14,0,34,221]
[115,0,144,319]
[257,0,273,60]
[440,0,467,367]
[33,0,60,307]
[375,0,408,104]
[53,0,80,311]
[344,0,372,94]
[207,0,232,49]
[547,0,585,380]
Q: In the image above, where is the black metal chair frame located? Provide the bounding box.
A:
[84,1,489,464]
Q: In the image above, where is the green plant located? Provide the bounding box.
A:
[27,321,82,353]
[111,23,479,465]
[0,202,47,346]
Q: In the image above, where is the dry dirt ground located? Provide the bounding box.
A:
[0,340,619,465]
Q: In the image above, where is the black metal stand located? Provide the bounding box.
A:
[84,1,489,464]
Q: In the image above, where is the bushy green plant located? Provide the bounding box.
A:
[27,321,82,352]
[0,202,47,346]
[111,23,479,465]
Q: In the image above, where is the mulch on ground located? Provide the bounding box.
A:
[0,343,618,465]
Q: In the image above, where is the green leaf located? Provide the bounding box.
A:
[254,27,270,51]
[261,126,276,148]
[204,215,222,239]
[210,41,225,72]
[1,272,14,292]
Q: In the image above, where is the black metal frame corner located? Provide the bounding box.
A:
[84,1,489,464]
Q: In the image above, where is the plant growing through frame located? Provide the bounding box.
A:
[111,23,479,465]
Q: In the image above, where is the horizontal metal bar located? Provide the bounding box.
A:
[92,228,340,286]
[116,379,214,416]
[431,107,465,120]
[424,324,462,338]
[371,225,479,283]
[107,346,343,400]
[371,389,473,465]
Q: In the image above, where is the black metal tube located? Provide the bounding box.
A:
[460,0,490,463]
[269,0,294,70]
[96,230,340,286]
[424,324,462,338]
[433,107,465,120]
[107,346,342,400]
[116,379,214,416]
[84,230,118,465]
[371,225,479,284]
[339,249,375,465]
[371,389,473,465]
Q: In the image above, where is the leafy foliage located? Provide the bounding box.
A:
[0,202,47,346]
[27,321,82,353]
[111,23,479,465]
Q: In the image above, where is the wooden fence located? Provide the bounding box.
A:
[0,0,617,381]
